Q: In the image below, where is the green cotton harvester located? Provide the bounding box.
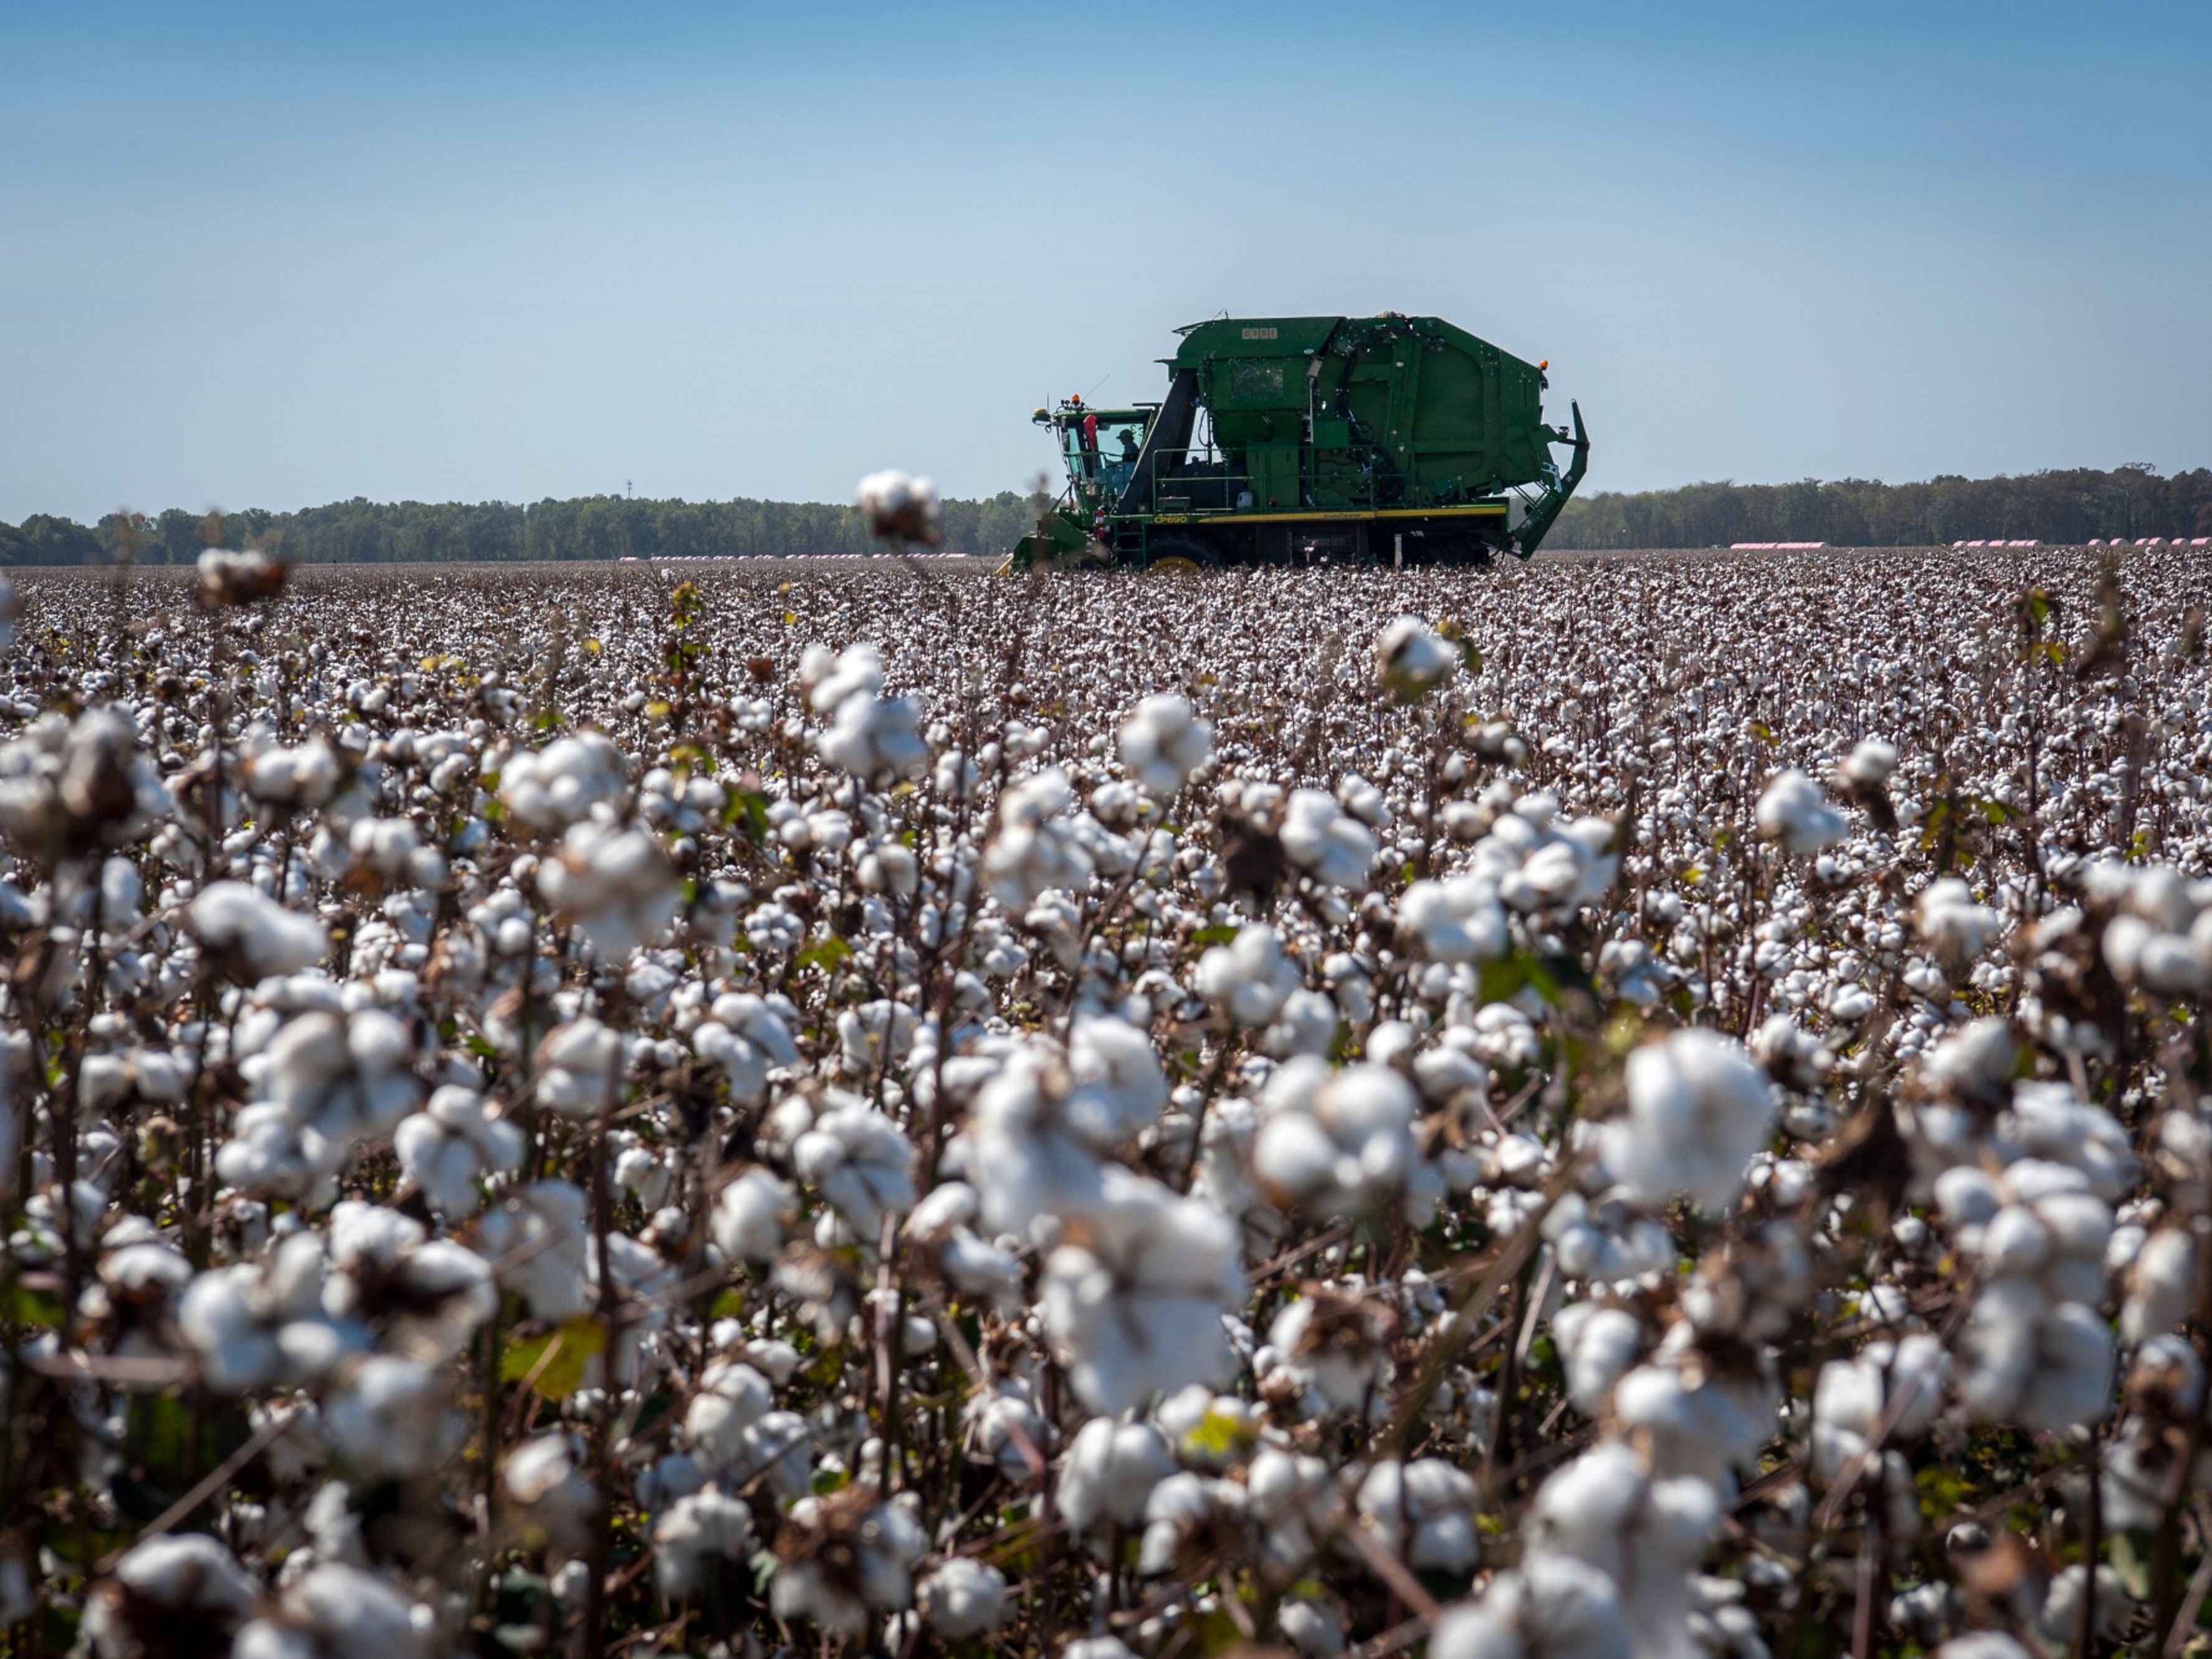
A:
[1009,313,1588,571]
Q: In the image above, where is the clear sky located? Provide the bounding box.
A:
[2,0,2208,524]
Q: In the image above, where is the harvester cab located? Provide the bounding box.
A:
[1009,315,1589,572]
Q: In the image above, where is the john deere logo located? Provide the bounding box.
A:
[1240,327,1278,341]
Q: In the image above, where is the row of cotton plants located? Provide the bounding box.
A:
[0,527,2206,1659]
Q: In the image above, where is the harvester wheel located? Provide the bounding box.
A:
[1142,536,1218,576]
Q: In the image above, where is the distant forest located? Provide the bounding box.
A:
[2,465,2208,565]
[1549,463,2212,550]
[0,492,1042,568]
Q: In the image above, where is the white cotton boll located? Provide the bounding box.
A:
[1599,1030,1776,1210]
[1040,1170,1244,1414]
[480,1181,591,1322]
[1059,1417,1176,1534]
[1429,1554,1631,1659]
[856,472,940,542]
[791,1101,915,1235]
[2000,1083,2140,1201]
[1194,923,1301,1025]
[1357,1458,1479,1572]
[1841,739,1899,788]
[98,856,142,930]
[503,1433,594,1546]
[1376,616,1458,698]
[536,1017,623,1118]
[817,692,930,780]
[711,1166,795,1264]
[1119,693,1213,796]
[1400,874,1508,962]
[799,641,886,712]
[1552,1301,1645,1415]
[1279,788,1376,889]
[536,820,679,960]
[1922,1016,2014,1099]
[497,732,628,831]
[1961,1279,2114,1432]
[1755,770,1847,855]
[325,1355,458,1477]
[1915,879,2002,965]
[1933,1634,2031,1659]
[685,1362,775,1468]
[651,1489,756,1599]
[1269,988,1342,1059]
[191,881,328,977]
[1252,1059,1434,1222]
[1279,1598,1347,1658]
[394,1086,522,1218]
[2122,1227,2197,1344]
[1067,1015,1169,1142]
[838,999,918,1078]
[87,1534,259,1659]
[917,1559,1006,1638]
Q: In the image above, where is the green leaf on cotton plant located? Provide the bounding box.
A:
[500,1316,606,1398]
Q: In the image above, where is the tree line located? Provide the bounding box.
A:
[2,464,2210,565]
[0,491,1042,567]
[1548,462,2212,550]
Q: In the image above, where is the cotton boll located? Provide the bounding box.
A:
[684,1360,775,1470]
[817,692,930,780]
[85,1534,259,1659]
[2121,1226,2197,1344]
[1280,788,1376,890]
[497,732,629,831]
[1059,1417,1176,1534]
[1755,770,1846,855]
[1552,1301,1646,1415]
[1120,694,1213,796]
[1429,1554,1631,1659]
[917,1558,1006,1638]
[1376,617,1458,699]
[1357,1457,1479,1572]
[712,1166,796,1263]
[1040,1170,1244,1415]
[1401,874,1509,963]
[1841,739,1899,788]
[1066,1014,1170,1142]
[1915,879,2002,967]
[1252,1059,1437,1223]
[535,1017,624,1119]
[791,1099,916,1235]
[191,881,329,978]
[536,820,679,960]
[770,1487,928,1633]
[1598,1030,1776,1210]
[1194,923,1302,1026]
[393,1086,522,1218]
[503,1433,594,1547]
[855,472,941,543]
[325,1354,461,1478]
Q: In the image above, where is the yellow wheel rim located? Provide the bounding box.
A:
[1147,555,1203,576]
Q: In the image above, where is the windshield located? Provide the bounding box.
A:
[1063,412,1147,499]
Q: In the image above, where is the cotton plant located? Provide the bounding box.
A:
[2,545,2211,1657]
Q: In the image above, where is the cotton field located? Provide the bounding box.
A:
[0,536,2209,1659]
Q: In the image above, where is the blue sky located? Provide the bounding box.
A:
[2,0,2208,522]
